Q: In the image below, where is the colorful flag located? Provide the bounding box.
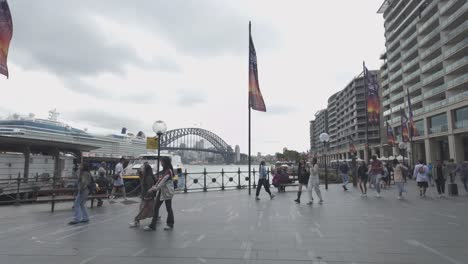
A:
[364,64,380,125]
[400,109,409,142]
[386,121,395,146]
[406,89,419,138]
[249,22,266,112]
[0,0,12,78]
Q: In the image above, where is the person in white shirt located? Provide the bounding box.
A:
[110,158,127,200]
[307,157,323,205]
[413,160,429,198]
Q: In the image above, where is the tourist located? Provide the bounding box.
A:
[110,158,127,201]
[413,160,429,198]
[369,155,384,198]
[357,162,368,196]
[306,157,323,205]
[144,156,175,231]
[393,159,407,200]
[434,160,446,198]
[95,162,109,207]
[129,162,156,227]
[294,159,309,203]
[452,160,468,194]
[176,168,184,189]
[255,161,275,200]
[68,163,91,225]
[427,162,434,187]
[338,161,350,191]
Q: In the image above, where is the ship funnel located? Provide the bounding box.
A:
[137,131,146,138]
[121,127,127,134]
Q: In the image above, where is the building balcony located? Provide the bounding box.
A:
[401,31,418,50]
[383,109,392,117]
[421,69,445,86]
[441,5,468,31]
[424,84,447,100]
[402,59,419,73]
[421,54,444,73]
[391,103,405,113]
[403,69,421,84]
[389,57,402,72]
[420,41,442,61]
[429,125,449,134]
[446,75,468,90]
[402,44,419,62]
[389,69,403,83]
[444,38,468,60]
[455,120,468,129]
[408,82,423,93]
[443,20,468,45]
[446,56,468,75]
[440,0,460,16]
[418,14,439,35]
[412,94,423,104]
[390,79,404,93]
[419,29,440,47]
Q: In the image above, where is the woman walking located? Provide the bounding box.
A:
[144,156,175,231]
[434,160,447,198]
[129,162,156,227]
[306,157,323,205]
[393,159,408,200]
[68,163,91,225]
[294,159,310,204]
[357,162,368,197]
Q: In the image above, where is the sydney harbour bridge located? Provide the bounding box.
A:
[158,128,236,163]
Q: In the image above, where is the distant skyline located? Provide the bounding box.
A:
[0,0,385,155]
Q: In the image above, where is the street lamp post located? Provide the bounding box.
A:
[152,120,167,178]
[319,133,330,190]
[399,142,407,166]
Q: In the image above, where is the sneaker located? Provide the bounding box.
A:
[129,221,139,228]
[157,216,162,223]
[376,193,381,198]
[255,197,260,201]
[360,193,365,197]
[342,185,347,191]
[318,200,323,204]
[294,199,300,204]
[306,201,313,205]
[397,196,402,200]
[80,219,89,223]
[143,226,155,231]
[270,194,275,200]
[163,225,173,230]
[68,221,79,225]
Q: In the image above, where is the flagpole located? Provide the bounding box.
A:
[363,61,370,160]
[248,21,252,195]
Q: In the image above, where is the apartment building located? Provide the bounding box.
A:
[378,0,468,163]
[309,110,328,156]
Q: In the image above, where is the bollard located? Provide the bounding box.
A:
[253,168,256,189]
[184,169,188,193]
[203,168,207,192]
[237,168,241,189]
[221,169,225,191]
[15,173,21,206]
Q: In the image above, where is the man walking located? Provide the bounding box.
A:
[414,160,429,198]
[255,161,274,200]
[452,160,468,195]
[110,158,127,200]
[339,162,350,191]
[369,155,384,198]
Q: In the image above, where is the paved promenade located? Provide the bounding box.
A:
[0,183,467,264]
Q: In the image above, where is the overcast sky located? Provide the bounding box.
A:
[1,0,385,155]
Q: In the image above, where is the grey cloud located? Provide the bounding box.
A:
[267,105,297,115]
[64,110,144,132]
[177,90,207,107]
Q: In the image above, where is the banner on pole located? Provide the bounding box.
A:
[249,22,266,112]
[400,109,409,143]
[0,0,12,78]
[364,65,380,126]
[386,121,395,146]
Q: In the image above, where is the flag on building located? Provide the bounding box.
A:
[406,89,419,138]
[348,135,356,154]
[249,22,266,112]
[364,64,380,126]
[0,0,13,78]
[386,121,395,146]
[400,109,409,142]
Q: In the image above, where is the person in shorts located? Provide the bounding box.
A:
[413,160,429,198]
[110,158,127,200]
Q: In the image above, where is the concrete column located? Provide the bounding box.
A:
[364,149,369,162]
[449,134,464,163]
[424,139,433,164]
[23,146,30,182]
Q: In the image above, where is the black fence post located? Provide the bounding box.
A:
[203,168,207,192]
[184,169,188,193]
[221,169,225,191]
[15,172,21,206]
[51,173,56,213]
[237,168,241,189]
[253,168,256,189]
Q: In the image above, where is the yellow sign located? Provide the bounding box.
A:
[146,137,159,150]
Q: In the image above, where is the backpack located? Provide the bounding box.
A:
[88,176,97,194]
[418,165,425,174]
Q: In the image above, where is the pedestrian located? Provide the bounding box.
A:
[338,162,350,191]
[369,155,384,198]
[255,161,275,200]
[144,156,175,231]
[68,163,91,225]
[110,158,127,200]
[434,160,447,198]
[413,160,429,197]
[294,159,309,203]
[306,157,323,205]
[176,168,184,189]
[427,162,434,186]
[357,162,368,196]
[393,159,408,200]
[129,162,156,227]
[95,162,109,207]
[452,160,468,194]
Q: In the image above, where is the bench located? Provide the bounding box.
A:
[276,183,298,192]
[35,188,109,212]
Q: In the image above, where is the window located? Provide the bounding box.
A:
[455,107,468,129]
[414,119,425,136]
[429,113,448,134]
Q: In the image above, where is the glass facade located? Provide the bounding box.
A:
[414,120,425,136]
[455,106,468,129]
[429,113,448,134]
